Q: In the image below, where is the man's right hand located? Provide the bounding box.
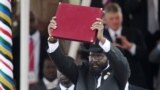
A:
[48,17,57,42]
[48,16,57,37]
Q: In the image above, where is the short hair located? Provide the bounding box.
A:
[104,3,122,13]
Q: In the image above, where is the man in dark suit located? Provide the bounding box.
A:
[29,56,58,90]
[102,3,148,88]
[47,12,130,90]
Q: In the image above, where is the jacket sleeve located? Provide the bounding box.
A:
[48,46,79,84]
[100,40,130,89]
[106,45,130,89]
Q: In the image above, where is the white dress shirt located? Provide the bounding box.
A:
[28,30,40,83]
[59,83,75,90]
[108,27,136,55]
[125,82,129,90]
[43,78,58,90]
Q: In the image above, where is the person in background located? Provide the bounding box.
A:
[102,3,148,88]
[56,71,75,90]
[29,56,58,90]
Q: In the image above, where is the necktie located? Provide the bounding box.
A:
[29,38,34,71]
[114,33,118,42]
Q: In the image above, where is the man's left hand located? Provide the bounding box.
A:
[116,36,133,50]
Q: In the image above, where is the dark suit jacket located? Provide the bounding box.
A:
[103,27,148,88]
[49,44,130,90]
[29,80,56,90]
[55,85,61,90]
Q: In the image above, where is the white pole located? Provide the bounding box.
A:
[20,0,30,89]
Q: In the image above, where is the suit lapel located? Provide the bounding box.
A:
[39,80,47,90]
[100,67,112,86]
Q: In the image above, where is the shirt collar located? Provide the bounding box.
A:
[125,82,129,90]
[59,83,75,90]
[108,26,122,41]
[43,77,58,89]
[101,63,110,75]
[30,30,40,44]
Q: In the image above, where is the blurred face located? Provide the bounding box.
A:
[29,12,37,35]
[103,12,123,31]
[89,52,108,75]
[43,59,57,82]
[59,73,73,88]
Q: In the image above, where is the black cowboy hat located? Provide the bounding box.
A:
[80,41,104,53]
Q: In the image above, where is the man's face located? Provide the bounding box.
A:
[29,12,37,35]
[89,52,108,74]
[59,73,72,88]
[103,12,123,30]
[43,59,57,82]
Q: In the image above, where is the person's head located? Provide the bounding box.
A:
[30,11,37,35]
[88,44,108,75]
[57,71,73,88]
[103,3,123,31]
[43,56,57,82]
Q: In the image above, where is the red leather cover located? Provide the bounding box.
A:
[52,3,103,43]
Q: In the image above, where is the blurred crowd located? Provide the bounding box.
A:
[11,0,160,90]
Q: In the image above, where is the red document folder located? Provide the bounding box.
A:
[52,3,103,43]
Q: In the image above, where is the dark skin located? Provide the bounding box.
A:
[29,12,37,35]
[43,58,57,82]
[89,52,108,75]
[59,73,73,88]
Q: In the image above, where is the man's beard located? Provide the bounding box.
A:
[89,64,107,75]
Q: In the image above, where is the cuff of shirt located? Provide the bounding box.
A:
[128,43,136,55]
[99,39,111,53]
[47,40,59,53]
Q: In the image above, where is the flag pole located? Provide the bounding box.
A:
[20,0,30,89]
[0,0,14,89]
